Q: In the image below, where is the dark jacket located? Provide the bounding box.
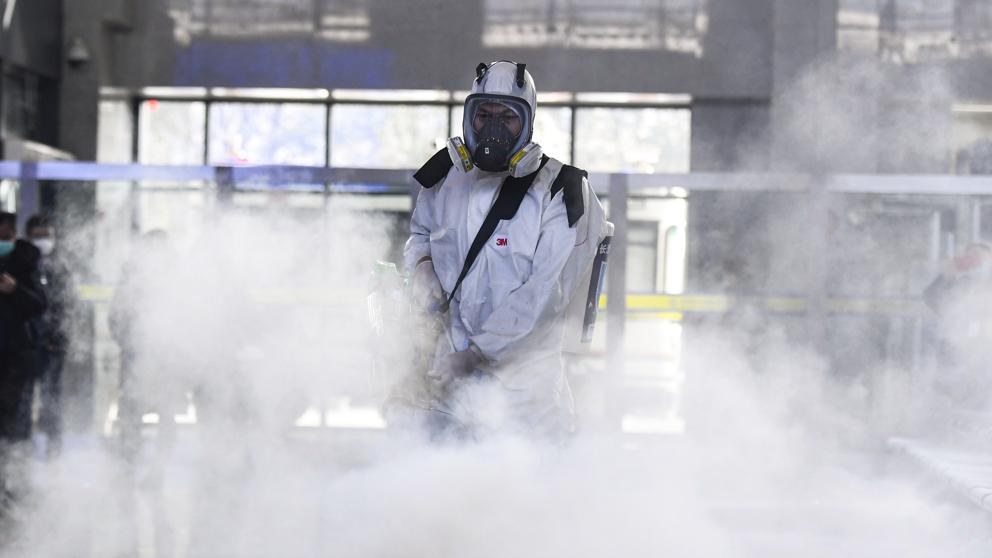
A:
[0,239,47,355]
[32,252,75,352]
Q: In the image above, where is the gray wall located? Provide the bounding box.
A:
[41,0,784,168]
[106,0,773,98]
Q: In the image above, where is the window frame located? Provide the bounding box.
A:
[125,88,694,183]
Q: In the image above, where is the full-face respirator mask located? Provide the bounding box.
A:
[460,61,538,174]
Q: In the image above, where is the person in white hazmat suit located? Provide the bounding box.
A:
[403,61,611,440]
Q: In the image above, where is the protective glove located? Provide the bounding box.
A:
[411,258,444,312]
[428,348,483,395]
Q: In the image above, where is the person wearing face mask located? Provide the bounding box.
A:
[399,61,611,440]
[0,211,45,499]
[23,215,74,458]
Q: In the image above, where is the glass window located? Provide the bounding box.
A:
[2,69,57,144]
[209,102,327,166]
[664,225,686,294]
[836,0,881,54]
[0,180,16,212]
[98,100,133,164]
[838,0,992,63]
[627,221,658,293]
[202,0,314,36]
[331,104,447,169]
[451,105,573,163]
[574,107,691,173]
[318,0,372,42]
[482,0,709,56]
[449,105,463,140]
[535,107,573,163]
[138,101,206,165]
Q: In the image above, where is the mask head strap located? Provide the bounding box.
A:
[475,62,488,83]
[515,63,527,88]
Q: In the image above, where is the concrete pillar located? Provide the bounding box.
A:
[59,0,102,161]
[58,0,103,434]
[769,0,839,171]
[769,0,837,354]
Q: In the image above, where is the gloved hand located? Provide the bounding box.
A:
[411,258,444,312]
[428,348,483,394]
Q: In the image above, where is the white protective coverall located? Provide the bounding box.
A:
[403,63,609,437]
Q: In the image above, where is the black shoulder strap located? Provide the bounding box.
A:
[439,155,549,313]
[413,148,454,189]
[549,164,587,227]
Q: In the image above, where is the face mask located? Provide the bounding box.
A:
[0,241,13,258]
[33,238,55,257]
[472,116,517,172]
[463,95,532,173]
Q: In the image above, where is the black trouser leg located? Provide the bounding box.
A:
[37,350,64,456]
[0,355,32,514]
[0,356,31,443]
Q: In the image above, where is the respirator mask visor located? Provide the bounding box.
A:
[463,95,532,172]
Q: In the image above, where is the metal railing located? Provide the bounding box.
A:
[4,160,990,362]
[4,160,990,433]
